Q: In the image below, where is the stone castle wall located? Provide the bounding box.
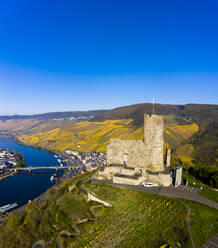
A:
[113,176,144,185]
[107,139,154,169]
[106,114,164,172]
[144,115,164,171]
[95,114,172,186]
[146,173,171,187]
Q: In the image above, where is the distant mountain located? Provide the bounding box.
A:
[0,110,108,121]
[90,103,218,127]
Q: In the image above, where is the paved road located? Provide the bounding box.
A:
[91,179,218,210]
[202,233,218,248]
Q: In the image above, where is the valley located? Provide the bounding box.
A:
[0,103,217,248]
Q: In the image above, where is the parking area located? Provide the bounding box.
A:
[91,179,218,210]
[155,185,218,210]
[173,185,201,193]
[202,233,218,248]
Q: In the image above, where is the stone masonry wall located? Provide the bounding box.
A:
[107,139,154,169]
[144,114,164,171]
[113,176,145,185]
[106,114,165,177]
[146,173,171,186]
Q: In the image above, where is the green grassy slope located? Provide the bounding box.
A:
[0,172,217,248]
[183,200,218,248]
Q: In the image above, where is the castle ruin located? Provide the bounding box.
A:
[95,114,172,186]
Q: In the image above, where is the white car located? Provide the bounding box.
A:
[142,182,157,187]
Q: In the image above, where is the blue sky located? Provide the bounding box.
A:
[0,0,217,115]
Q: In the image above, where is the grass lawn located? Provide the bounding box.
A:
[182,200,218,248]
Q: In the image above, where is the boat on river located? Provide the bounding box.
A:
[0,203,18,213]
[50,174,56,181]
[50,173,63,182]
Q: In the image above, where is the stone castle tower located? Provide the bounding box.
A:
[95,113,172,186]
[144,114,164,171]
[105,114,165,172]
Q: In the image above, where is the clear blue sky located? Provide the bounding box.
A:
[0,0,217,115]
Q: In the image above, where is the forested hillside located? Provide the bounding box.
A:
[91,103,218,127]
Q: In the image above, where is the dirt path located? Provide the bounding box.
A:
[32,180,111,248]
[32,240,45,248]
[179,201,195,248]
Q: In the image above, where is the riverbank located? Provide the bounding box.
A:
[9,135,59,156]
[0,136,63,208]
[0,134,61,158]
[0,171,16,181]
[0,135,87,216]
[0,147,25,179]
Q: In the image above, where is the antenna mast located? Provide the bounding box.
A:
[152,98,155,115]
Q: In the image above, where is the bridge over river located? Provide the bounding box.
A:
[9,165,77,172]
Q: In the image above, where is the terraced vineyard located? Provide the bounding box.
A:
[18,119,134,152]
[1,172,217,248]
[73,181,188,248]
[17,118,199,155]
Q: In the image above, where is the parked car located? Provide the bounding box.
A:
[142,182,157,187]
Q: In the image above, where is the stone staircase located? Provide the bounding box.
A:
[113,167,144,185]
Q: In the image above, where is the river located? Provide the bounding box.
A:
[0,136,64,207]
